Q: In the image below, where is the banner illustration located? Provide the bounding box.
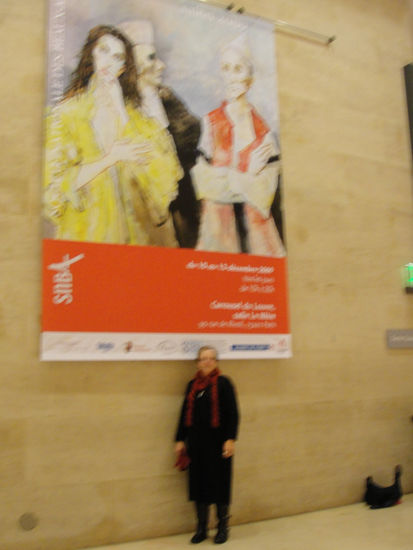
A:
[42,0,291,360]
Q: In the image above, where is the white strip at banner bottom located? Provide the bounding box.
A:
[41,332,292,361]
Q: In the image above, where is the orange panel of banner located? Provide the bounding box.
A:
[42,239,289,335]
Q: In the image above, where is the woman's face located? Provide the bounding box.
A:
[220,48,252,101]
[92,34,126,81]
[197,348,218,377]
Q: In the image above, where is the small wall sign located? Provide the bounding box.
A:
[386,329,413,348]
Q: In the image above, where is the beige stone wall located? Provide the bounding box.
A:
[0,0,412,548]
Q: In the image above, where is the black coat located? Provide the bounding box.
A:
[175,375,239,504]
[159,86,201,248]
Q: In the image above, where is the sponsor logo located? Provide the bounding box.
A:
[157,341,178,353]
[276,338,289,351]
[44,336,90,353]
[182,341,204,355]
[124,341,133,353]
[231,344,271,351]
[123,341,152,353]
[96,342,115,352]
[47,253,84,305]
[182,340,226,356]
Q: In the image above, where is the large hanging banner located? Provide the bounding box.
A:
[41,0,291,360]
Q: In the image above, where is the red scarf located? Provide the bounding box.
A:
[185,368,221,428]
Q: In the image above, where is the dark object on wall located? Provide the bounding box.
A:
[19,513,38,531]
[404,64,413,160]
[364,465,402,509]
[402,263,413,294]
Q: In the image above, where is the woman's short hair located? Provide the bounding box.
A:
[197,345,218,360]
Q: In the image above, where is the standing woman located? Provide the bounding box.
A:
[175,346,239,544]
[44,25,182,245]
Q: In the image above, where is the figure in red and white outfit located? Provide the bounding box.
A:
[191,35,286,257]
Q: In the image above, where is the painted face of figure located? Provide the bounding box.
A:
[134,44,165,87]
[197,348,218,377]
[92,34,126,81]
[220,48,252,101]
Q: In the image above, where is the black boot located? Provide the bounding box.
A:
[190,502,209,544]
[214,504,229,544]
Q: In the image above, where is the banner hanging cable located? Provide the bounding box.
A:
[196,0,336,45]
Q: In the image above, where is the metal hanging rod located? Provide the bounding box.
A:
[196,0,336,45]
[274,19,336,45]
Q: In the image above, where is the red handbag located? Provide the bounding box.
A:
[175,448,191,471]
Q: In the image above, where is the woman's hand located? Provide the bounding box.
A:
[74,139,153,191]
[108,139,153,165]
[175,441,186,455]
[222,439,235,458]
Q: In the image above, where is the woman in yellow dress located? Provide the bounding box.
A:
[44,25,182,246]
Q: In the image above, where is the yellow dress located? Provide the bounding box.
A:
[43,86,183,246]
